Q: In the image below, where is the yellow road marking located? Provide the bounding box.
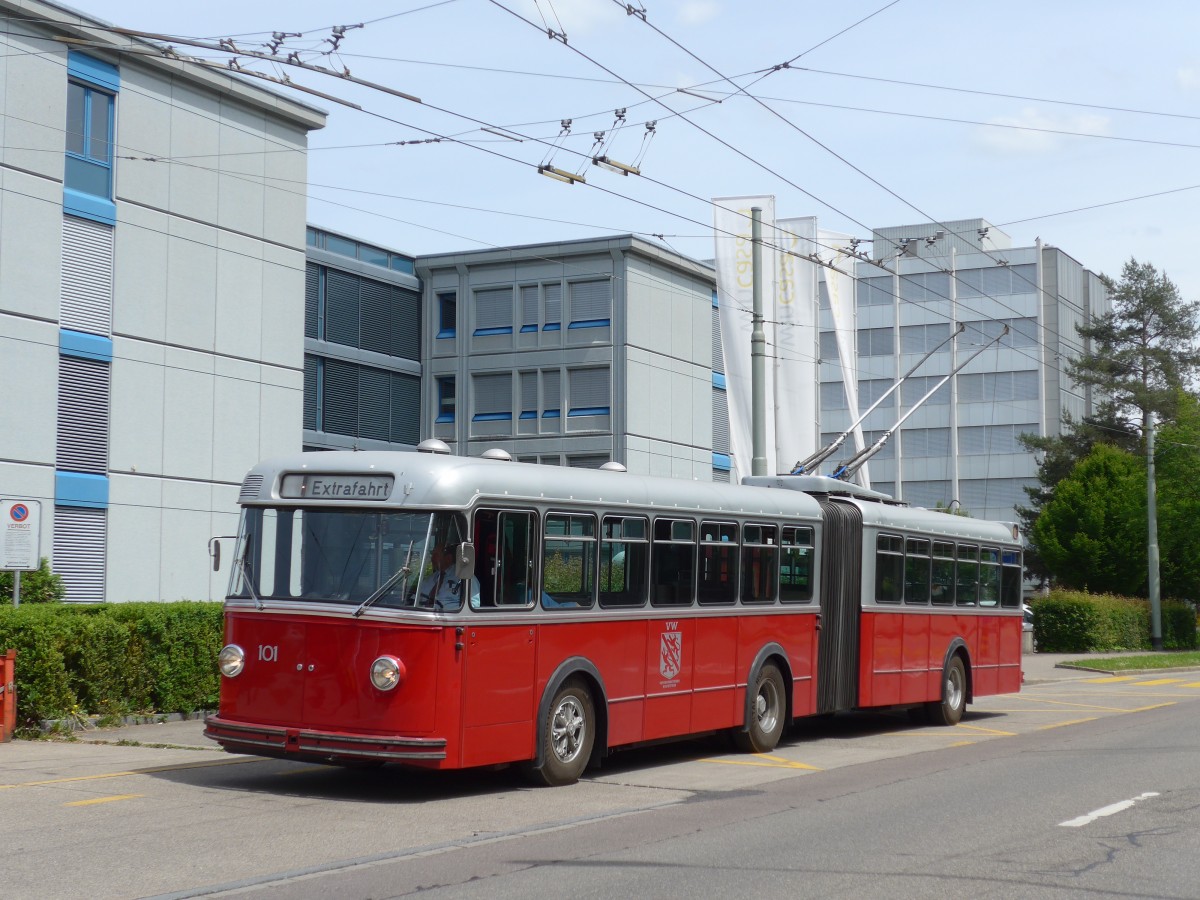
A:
[701,757,822,770]
[1039,717,1098,730]
[949,741,975,747]
[1184,682,1200,689]
[1082,676,1135,683]
[1008,696,1151,712]
[0,757,260,790]
[1133,678,1185,686]
[956,723,1016,736]
[1129,703,1176,713]
[64,794,142,807]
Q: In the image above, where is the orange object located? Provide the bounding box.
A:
[0,649,15,742]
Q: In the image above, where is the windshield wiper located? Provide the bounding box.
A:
[238,545,264,611]
[354,541,414,618]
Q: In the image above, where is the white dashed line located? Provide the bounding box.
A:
[1059,792,1160,827]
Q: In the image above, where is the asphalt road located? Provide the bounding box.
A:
[3,666,1199,899]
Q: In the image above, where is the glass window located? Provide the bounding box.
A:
[858,327,894,357]
[698,521,738,605]
[64,81,114,198]
[1001,549,1023,608]
[956,545,979,606]
[904,538,931,605]
[325,233,357,258]
[652,518,695,607]
[780,526,814,603]
[360,244,389,268]
[979,547,1001,607]
[472,509,537,609]
[600,516,648,608]
[931,541,955,606]
[740,524,778,605]
[542,514,596,608]
[437,292,456,337]
[436,376,455,423]
[875,534,904,604]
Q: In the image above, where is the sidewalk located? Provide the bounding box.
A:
[11,652,1194,751]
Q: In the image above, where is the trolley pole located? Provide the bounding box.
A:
[1147,412,1162,650]
[751,207,767,477]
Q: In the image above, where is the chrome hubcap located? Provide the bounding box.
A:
[551,696,586,763]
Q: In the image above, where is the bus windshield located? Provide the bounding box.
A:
[228,508,468,610]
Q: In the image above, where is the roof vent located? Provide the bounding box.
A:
[416,439,452,455]
[599,461,627,472]
[481,448,513,461]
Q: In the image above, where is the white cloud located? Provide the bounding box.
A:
[676,1,720,26]
[972,108,1112,155]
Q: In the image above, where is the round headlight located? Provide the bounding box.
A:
[218,644,245,678]
[370,655,405,691]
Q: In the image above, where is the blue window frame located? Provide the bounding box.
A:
[437,292,457,338]
[436,377,455,423]
[64,53,119,224]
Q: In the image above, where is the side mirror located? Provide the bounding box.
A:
[454,543,476,581]
[209,536,237,572]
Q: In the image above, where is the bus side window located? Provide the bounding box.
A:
[498,511,537,607]
[651,518,695,607]
[472,510,498,608]
[780,526,814,603]
[904,538,931,605]
[875,534,903,604]
[931,541,955,606]
[956,544,979,607]
[541,513,596,609]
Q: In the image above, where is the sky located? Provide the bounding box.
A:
[73,0,1200,300]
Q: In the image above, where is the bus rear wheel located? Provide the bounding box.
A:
[733,663,786,753]
[926,655,966,726]
[527,680,595,787]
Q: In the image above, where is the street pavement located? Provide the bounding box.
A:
[5,650,1189,759]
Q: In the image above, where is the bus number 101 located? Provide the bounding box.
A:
[257,645,278,663]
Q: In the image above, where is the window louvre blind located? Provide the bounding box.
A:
[52,507,106,602]
[60,216,113,335]
[56,356,109,472]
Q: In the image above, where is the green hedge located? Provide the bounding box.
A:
[1032,590,1198,652]
[0,602,223,731]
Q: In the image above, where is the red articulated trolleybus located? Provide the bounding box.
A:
[204,447,1024,786]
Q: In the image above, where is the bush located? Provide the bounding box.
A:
[1032,590,1198,652]
[0,558,65,603]
[0,602,222,730]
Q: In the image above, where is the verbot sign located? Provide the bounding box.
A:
[2,499,41,571]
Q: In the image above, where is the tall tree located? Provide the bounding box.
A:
[1070,258,1200,430]
[1019,259,1200,585]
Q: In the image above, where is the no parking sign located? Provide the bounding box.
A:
[1,499,41,571]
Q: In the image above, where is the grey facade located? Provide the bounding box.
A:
[416,236,723,480]
[817,218,1108,523]
[0,0,325,601]
[302,226,422,452]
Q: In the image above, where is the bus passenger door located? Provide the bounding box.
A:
[461,510,537,767]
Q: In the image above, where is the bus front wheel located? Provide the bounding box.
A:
[926,655,966,726]
[733,663,786,753]
[527,680,595,787]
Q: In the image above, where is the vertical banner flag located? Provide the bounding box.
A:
[818,229,870,488]
[774,217,820,468]
[713,196,777,481]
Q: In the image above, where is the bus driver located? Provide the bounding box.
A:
[416,542,479,610]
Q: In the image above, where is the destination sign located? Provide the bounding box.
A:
[279,473,395,501]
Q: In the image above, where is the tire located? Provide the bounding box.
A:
[733,663,786,753]
[926,654,967,726]
[527,680,595,787]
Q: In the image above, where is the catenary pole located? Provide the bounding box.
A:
[751,207,767,476]
[1147,411,1162,650]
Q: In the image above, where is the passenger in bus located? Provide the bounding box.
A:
[416,542,480,611]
